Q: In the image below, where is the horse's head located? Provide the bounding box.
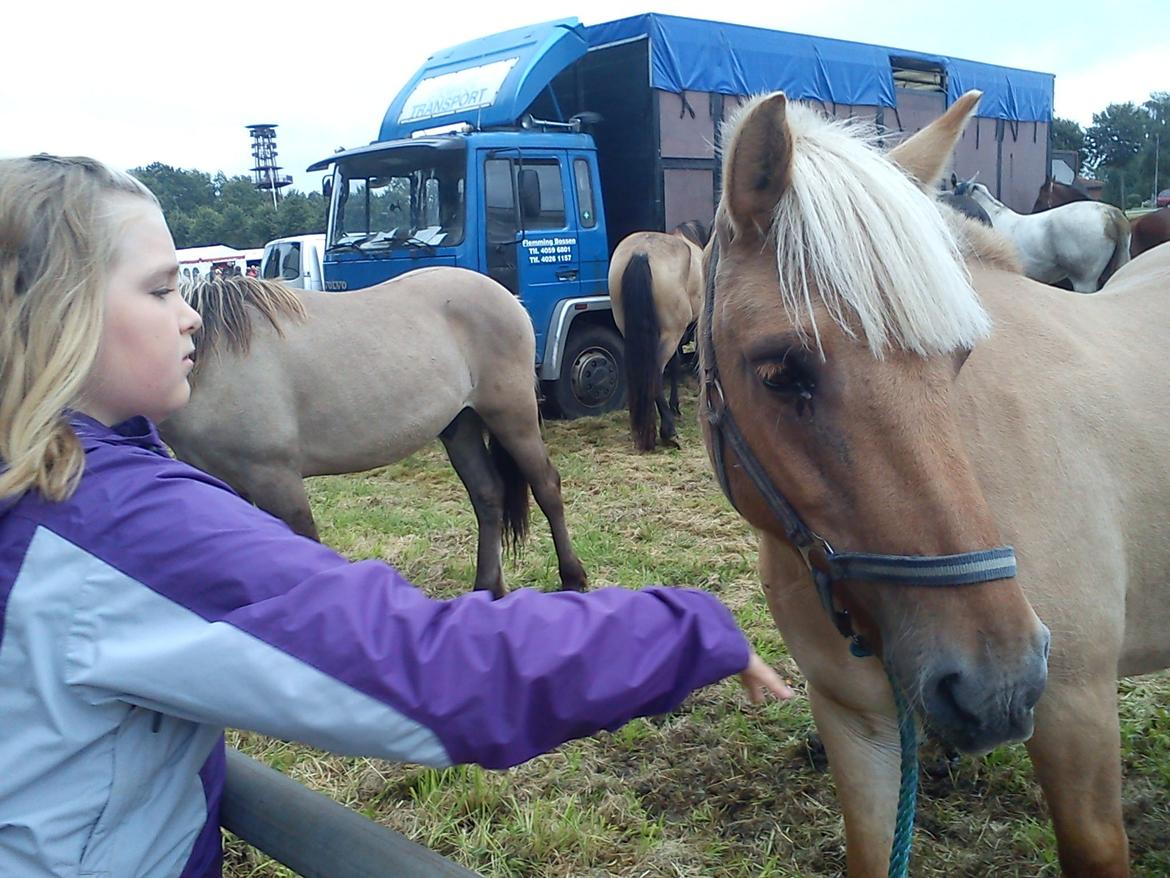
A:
[702,91,1050,753]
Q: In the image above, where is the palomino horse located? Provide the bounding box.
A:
[954,178,1130,291]
[1130,206,1170,258]
[161,271,587,598]
[608,220,709,451]
[702,91,1169,875]
[1032,177,1090,212]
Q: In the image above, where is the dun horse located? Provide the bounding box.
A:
[703,91,1170,875]
[609,221,709,451]
[161,270,587,598]
[955,177,1130,291]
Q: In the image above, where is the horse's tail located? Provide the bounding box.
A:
[618,252,661,451]
[1098,209,1132,288]
[488,432,531,555]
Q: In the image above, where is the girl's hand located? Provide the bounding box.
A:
[738,652,794,703]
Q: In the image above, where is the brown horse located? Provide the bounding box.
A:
[161,271,587,598]
[608,220,709,451]
[1130,206,1170,257]
[1032,177,1091,212]
[702,91,1170,875]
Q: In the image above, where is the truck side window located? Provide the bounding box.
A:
[521,160,565,230]
[573,159,596,229]
[485,158,519,243]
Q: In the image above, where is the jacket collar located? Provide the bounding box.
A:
[67,411,170,457]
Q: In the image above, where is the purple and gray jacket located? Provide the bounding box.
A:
[0,414,750,877]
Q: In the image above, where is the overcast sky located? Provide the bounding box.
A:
[3,0,1166,194]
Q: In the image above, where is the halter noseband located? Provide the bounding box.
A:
[699,235,1016,655]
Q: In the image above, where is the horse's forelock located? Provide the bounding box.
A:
[184,276,308,370]
[762,103,992,358]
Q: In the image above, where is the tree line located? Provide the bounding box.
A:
[129,163,326,250]
[1052,91,1169,209]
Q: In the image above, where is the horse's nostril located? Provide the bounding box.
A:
[931,670,980,728]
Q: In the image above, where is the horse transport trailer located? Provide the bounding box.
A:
[310,15,1052,416]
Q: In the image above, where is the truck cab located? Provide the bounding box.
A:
[309,21,624,417]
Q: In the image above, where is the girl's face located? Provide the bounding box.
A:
[79,197,202,425]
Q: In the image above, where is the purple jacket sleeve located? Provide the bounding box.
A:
[59,448,751,769]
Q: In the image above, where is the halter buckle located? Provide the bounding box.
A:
[703,375,727,426]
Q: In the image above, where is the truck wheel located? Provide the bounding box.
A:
[550,325,627,419]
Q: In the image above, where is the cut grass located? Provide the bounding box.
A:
[224,385,1170,877]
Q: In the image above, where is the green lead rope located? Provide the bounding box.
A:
[887,672,919,878]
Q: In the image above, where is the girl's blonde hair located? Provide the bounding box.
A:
[0,155,158,502]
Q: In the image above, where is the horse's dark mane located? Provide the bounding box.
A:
[183,277,307,372]
[671,219,711,247]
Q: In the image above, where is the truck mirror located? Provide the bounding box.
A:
[322,178,333,200]
[518,169,541,221]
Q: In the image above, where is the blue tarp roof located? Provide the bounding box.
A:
[376,13,1052,142]
[586,14,1053,122]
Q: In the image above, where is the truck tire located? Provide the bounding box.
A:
[549,325,627,419]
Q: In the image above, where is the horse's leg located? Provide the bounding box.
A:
[479,404,587,592]
[808,682,903,877]
[1026,679,1129,877]
[667,350,682,416]
[240,463,319,540]
[654,345,679,448]
[759,535,901,876]
[654,395,679,447]
[439,409,506,599]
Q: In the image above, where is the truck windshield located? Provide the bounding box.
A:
[329,146,465,250]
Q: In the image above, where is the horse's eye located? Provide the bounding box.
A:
[757,353,816,413]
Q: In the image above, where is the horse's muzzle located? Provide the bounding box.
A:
[919,622,1051,753]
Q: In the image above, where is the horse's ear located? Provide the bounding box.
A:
[722,92,792,240]
[950,172,959,189]
[889,90,982,192]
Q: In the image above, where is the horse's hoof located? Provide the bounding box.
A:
[660,436,681,450]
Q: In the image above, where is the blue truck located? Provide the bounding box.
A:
[309,14,1053,417]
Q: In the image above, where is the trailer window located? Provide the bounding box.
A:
[890,56,945,92]
[573,159,596,229]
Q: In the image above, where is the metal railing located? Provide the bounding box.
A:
[222,748,482,878]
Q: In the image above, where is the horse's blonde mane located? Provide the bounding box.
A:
[728,97,994,357]
[183,276,307,373]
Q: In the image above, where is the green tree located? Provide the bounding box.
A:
[1051,117,1084,153]
[1082,96,1170,207]
[130,164,324,249]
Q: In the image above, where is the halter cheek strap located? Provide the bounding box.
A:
[700,236,1017,654]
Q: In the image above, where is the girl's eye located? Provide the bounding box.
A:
[150,287,175,299]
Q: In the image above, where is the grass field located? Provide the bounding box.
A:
[223,386,1170,877]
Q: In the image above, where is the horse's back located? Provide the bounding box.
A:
[1131,208,1170,257]
[609,232,702,330]
[184,268,538,476]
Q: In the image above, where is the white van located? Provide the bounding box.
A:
[260,234,326,291]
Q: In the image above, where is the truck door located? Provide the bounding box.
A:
[480,151,581,357]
